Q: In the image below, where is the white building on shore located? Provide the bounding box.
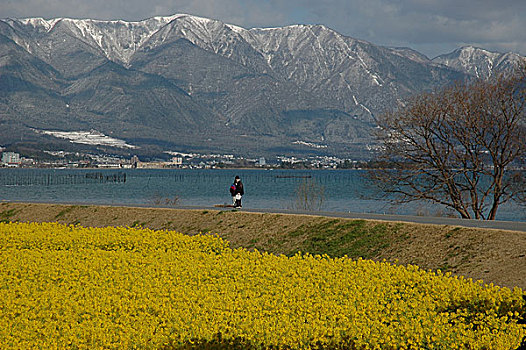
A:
[1,152,21,167]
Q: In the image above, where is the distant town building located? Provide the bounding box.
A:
[130,155,139,168]
[136,161,167,169]
[171,157,183,165]
[258,157,266,166]
[1,152,21,167]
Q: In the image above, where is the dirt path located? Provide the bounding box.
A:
[240,207,526,232]
[2,202,525,290]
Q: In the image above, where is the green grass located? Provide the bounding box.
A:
[55,206,77,219]
[445,227,462,238]
[287,219,391,259]
[0,208,19,223]
[131,220,147,228]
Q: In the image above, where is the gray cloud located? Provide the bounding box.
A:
[291,0,526,57]
[1,0,525,58]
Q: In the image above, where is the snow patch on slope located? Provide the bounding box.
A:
[293,140,328,149]
[35,129,137,149]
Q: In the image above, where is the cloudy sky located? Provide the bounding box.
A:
[1,0,525,58]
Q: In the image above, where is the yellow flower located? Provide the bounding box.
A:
[0,222,524,349]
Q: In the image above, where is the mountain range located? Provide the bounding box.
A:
[1,14,524,159]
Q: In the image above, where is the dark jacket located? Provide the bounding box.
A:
[235,181,244,196]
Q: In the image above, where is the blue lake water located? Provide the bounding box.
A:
[1,168,525,222]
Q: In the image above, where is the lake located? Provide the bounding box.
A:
[1,168,525,221]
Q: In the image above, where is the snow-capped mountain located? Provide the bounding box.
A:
[3,15,183,65]
[433,46,526,79]
[1,14,524,157]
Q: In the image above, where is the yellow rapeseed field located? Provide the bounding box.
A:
[0,222,524,349]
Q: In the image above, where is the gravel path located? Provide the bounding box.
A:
[203,206,526,232]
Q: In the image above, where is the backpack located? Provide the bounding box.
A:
[229,184,236,196]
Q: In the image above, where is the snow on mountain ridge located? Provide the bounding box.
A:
[433,45,526,78]
[6,14,524,73]
[16,17,62,32]
[244,23,389,94]
[4,13,523,100]
[5,14,385,70]
[62,15,189,64]
[6,14,219,64]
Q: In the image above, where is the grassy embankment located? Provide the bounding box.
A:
[1,202,525,290]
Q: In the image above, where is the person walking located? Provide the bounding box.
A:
[233,175,244,208]
[229,179,237,206]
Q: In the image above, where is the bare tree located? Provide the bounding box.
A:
[292,178,325,211]
[372,66,526,220]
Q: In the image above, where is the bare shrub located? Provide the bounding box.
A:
[292,178,325,211]
[149,193,180,207]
